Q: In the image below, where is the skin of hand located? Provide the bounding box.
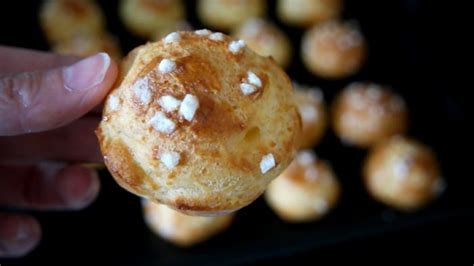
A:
[0,46,118,258]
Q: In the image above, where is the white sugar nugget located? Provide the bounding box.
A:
[179,94,200,121]
[149,111,176,134]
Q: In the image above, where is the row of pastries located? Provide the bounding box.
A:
[39,0,366,79]
[144,78,445,243]
[129,76,444,246]
[38,0,445,247]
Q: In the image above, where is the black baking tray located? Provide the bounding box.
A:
[0,0,472,265]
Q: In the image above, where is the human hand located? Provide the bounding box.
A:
[0,46,117,257]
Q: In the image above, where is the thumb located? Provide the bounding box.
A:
[0,52,117,136]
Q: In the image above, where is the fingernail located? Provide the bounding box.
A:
[80,170,100,206]
[62,53,110,91]
[37,161,67,181]
[15,222,30,242]
[0,215,40,258]
[61,167,100,209]
[13,217,40,257]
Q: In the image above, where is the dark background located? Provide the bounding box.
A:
[0,0,472,264]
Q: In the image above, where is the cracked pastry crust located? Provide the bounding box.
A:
[96,31,300,215]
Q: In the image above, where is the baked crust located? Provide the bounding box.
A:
[97,31,300,215]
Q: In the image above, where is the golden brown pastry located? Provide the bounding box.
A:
[119,0,186,39]
[277,0,343,27]
[53,33,122,60]
[197,0,266,31]
[39,0,106,44]
[96,31,300,215]
[363,136,445,211]
[232,18,292,68]
[332,82,408,148]
[265,150,340,222]
[142,200,234,246]
[294,84,327,148]
[301,20,367,79]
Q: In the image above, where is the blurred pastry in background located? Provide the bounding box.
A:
[53,33,122,60]
[363,136,445,211]
[301,20,367,79]
[142,200,235,247]
[153,20,193,41]
[265,150,340,222]
[294,84,327,148]
[332,82,408,148]
[277,0,343,27]
[39,0,106,44]
[232,18,292,68]
[119,0,186,39]
[197,0,266,31]
[97,31,300,216]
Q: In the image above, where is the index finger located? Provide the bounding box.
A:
[0,117,103,163]
[0,46,79,76]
